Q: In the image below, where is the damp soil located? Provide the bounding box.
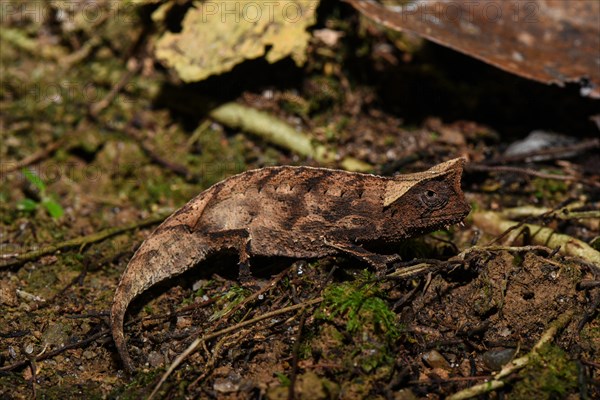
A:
[0,2,598,399]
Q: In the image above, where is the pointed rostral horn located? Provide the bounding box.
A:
[383,158,466,207]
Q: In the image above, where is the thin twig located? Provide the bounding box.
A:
[489,139,599,164]
[288,309,307,400]
[466,164,575,181]
[186,330,247,391]
[0,212,169,269]
[218,266,293,323]
[483,201,568,246]
[89,59,142,117]
[499,204,600,221]
[1,137,69,174]
[123,125,192,179]
[581,359,600,369]
[148,297,323,400]
[458,245,554,259]
[410,375,493,384]
[577,289,600,332]
[386,259,461,280]
[447,309,574,400]
[29,360,37,399]
[0,328,110,372]
[473,211,600,265]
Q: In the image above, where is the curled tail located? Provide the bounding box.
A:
[111,193,214,372]
[110,225,210,372]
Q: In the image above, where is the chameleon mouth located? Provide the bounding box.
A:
[418,213,469,231]
[421,211,470,221]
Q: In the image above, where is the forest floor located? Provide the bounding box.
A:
[1,2,598,399]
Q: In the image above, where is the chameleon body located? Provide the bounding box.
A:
[111,158,470,372]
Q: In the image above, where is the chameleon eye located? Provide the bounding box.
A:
[420,188,448,209]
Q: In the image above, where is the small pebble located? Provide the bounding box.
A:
[394,388,418,400]
[213,375,242,393]
[147,351,163,368]
[482,348,517,371]
[422,350,450,369]
[83,350,95,359]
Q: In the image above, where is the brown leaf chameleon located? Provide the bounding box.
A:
[111,158,470,372]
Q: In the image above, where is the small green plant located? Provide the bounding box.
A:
[314,272,402,374]
[318,271,400,341]
[274,372,291,386]
[208,285,251,322]
[17,168,64,219]
[532,176,567,200]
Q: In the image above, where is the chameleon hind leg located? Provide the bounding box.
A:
[206,229,253,283]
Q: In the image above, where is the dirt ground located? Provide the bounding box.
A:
[0,2,598,399]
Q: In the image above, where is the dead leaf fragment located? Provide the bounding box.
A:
[313,28,344,47]
[347,0,600,98]
[155,1,318,82]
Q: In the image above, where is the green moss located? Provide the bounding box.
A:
[268,371,340,400]
[319,272,400,341]
[532,176,568,201]
[37,382,105,399]
[305,76,342,113]
[472,272,497,316]
[512,253,524,267]
[208,285,252,322]
[110,368,168,400]
[510,343,578,399]
[275,372,291,386]
[189,126,247,188]
[314,272,401,375]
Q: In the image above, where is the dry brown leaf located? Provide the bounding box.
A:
[348,0,600,98]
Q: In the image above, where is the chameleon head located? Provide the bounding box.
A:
[383,158,470,235]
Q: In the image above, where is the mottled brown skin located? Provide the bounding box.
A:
[111,158,470,372]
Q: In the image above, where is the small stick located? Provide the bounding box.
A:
[0,212,170,269]
[466,164,575,181]
[288,309,307,400]
[473,211,600,265]
[217,266,293,323]
[1,138,68,174]
[29,360,37,399]
[490,139,599,164]
[186,330,247,390]
[148,297,323,400]
[0,329,109,372]
[447,310,574,400]
[499,205,600,221]
[89,59,142,117]
[123,125,192,179]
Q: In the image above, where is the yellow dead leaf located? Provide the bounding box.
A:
[155,1,318,82]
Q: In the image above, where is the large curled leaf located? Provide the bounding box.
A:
[155,1,318,82]
[348,0,600,98]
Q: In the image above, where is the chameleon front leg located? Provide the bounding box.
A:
[323,238,401,274]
